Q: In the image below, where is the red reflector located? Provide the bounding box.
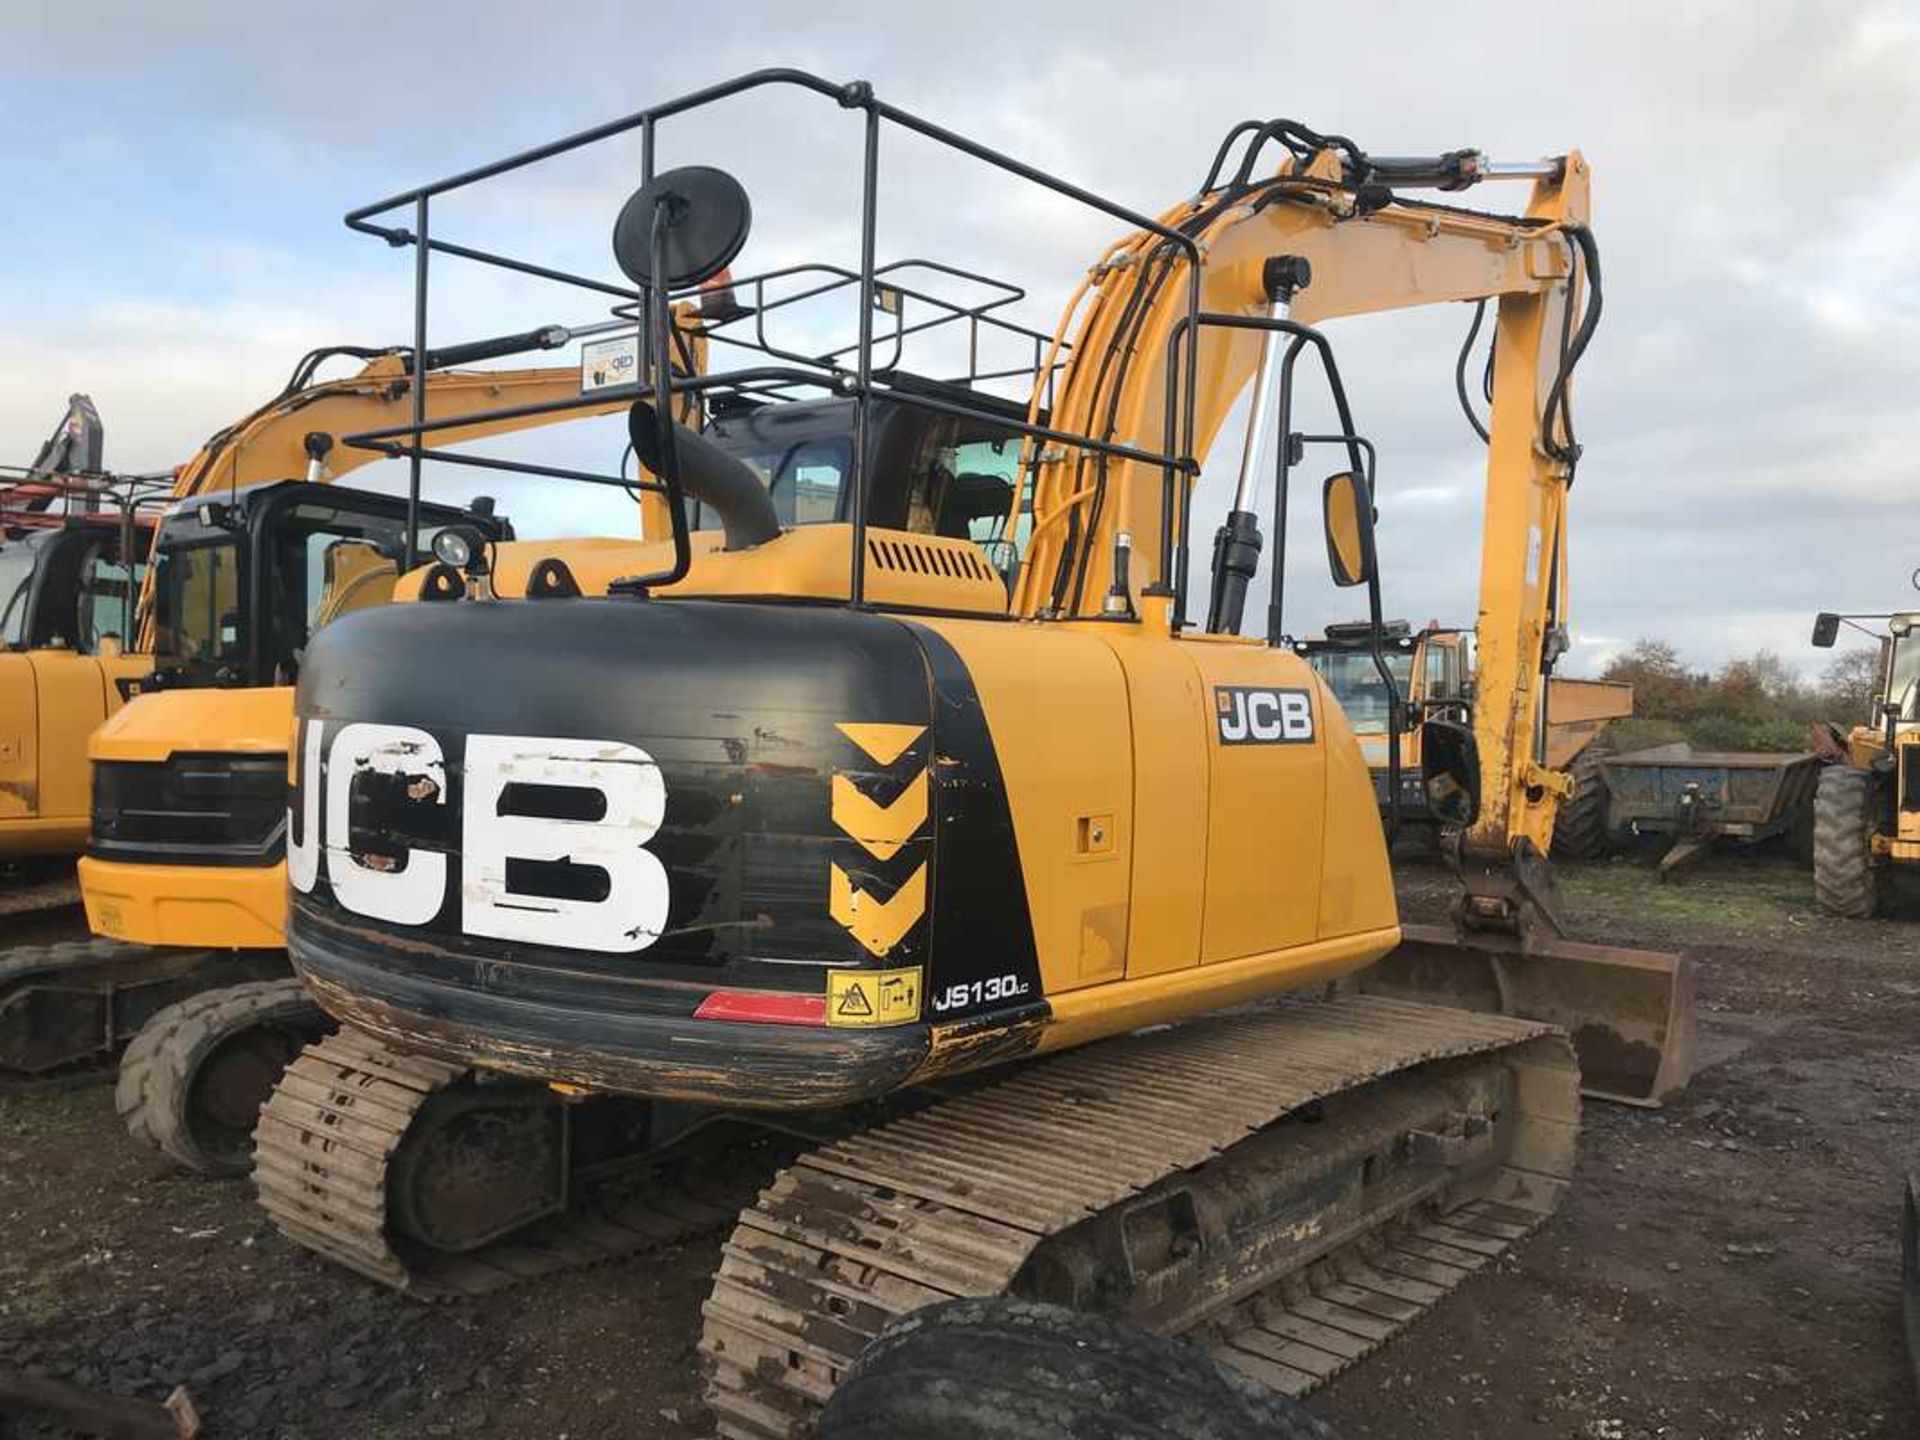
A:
[692,990,827,1027]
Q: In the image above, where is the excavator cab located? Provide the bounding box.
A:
[143,480,506,689]
[1,464,166,862]
[81,481,509,944]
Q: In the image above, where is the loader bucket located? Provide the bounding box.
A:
[1358,922,1696,1107]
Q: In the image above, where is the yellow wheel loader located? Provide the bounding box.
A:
[1810,604,1920,916]
[1298,620,1632,856]
[244,72,1693,1433]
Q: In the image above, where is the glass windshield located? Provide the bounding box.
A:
[1889,620,1920,722]
[266,502,426,680]
[76,543,142,651]
[1305,649,1414,734]
[152,538,242,673]
[693,415,1029,572]
[0,534,41,648]
[925,436,1024,559]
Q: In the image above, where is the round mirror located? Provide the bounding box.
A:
[612,165,753,290]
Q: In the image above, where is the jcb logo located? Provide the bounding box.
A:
[1215,686,1314,746]
[288,719,669,954]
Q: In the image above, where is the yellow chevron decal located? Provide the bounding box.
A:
[835,722,925,767]
[830,771,928,862]
[829,861,927,957]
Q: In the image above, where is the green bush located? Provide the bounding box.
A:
[1605,717,1687,753]
[1686,713,1809,753]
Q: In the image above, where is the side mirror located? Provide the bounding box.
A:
[1420,717,1479,827]
[1811,612,1840,648]
[1321,471,1376,588]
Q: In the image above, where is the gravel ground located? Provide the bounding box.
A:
[0,853,1915,1439]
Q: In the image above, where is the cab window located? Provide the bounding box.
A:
[155,540,243,667]
[0,536,39,648]
[901,426,1026,575]
[75,544,143,651]
[1421,640,1458,700]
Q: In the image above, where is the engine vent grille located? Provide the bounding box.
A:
[865,535,996,584]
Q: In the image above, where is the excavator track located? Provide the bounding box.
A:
[700,995,1578,1438]
[254,1026,773,1299]
[0,871,81,921]
[0,939,281,1093]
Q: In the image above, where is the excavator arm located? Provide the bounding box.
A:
[131,326,706,649]
[1017,137,1691,1103]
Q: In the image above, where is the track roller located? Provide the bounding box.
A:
[254,1026,772,1298]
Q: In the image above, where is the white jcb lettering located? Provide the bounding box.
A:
[287,718,323,894]
[1279,692,1313,740]
[1246,691,1283,740]
[1220,691,1251,742]
[287,721,673,954]
[1214,686,1315,745]
[325,723,448,926]
[461,735,669,953]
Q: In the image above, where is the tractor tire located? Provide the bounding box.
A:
[115,979,332,1177]
[1552,740,1616,861]
[817,1298,1337,1440]
[1812,764,1880,919]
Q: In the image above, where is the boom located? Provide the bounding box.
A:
[1020,142,1593,930]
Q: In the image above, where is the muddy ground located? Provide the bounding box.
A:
[1,855,1915,1440]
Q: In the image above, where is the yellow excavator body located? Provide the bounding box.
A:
[79,685,290,947]
[240,70,1694,1431]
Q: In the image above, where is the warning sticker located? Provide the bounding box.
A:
[826,966,923,1028]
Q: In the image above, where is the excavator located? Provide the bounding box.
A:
[1,332,665,1102]
[1298,619,1632,856]
[247,71,1695,1435]
[1,397,167,905]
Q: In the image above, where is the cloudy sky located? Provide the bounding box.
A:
[4,0,1914,676]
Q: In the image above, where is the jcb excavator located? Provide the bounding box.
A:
[1,398,166,895]
[250,71,1695,1434]
[1298,620,1632,856]
[0,332,660,1101]
[1810,596,1920,915]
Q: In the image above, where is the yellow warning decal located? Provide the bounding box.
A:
[827,966,923,1028]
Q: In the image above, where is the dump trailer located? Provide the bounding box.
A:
[1594,744,1818,876]
[1299,620,1632,857]
[248,71,1692,1435]
[1810,607,1920,917]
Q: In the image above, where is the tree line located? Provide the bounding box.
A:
[1594,639,1879,753]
